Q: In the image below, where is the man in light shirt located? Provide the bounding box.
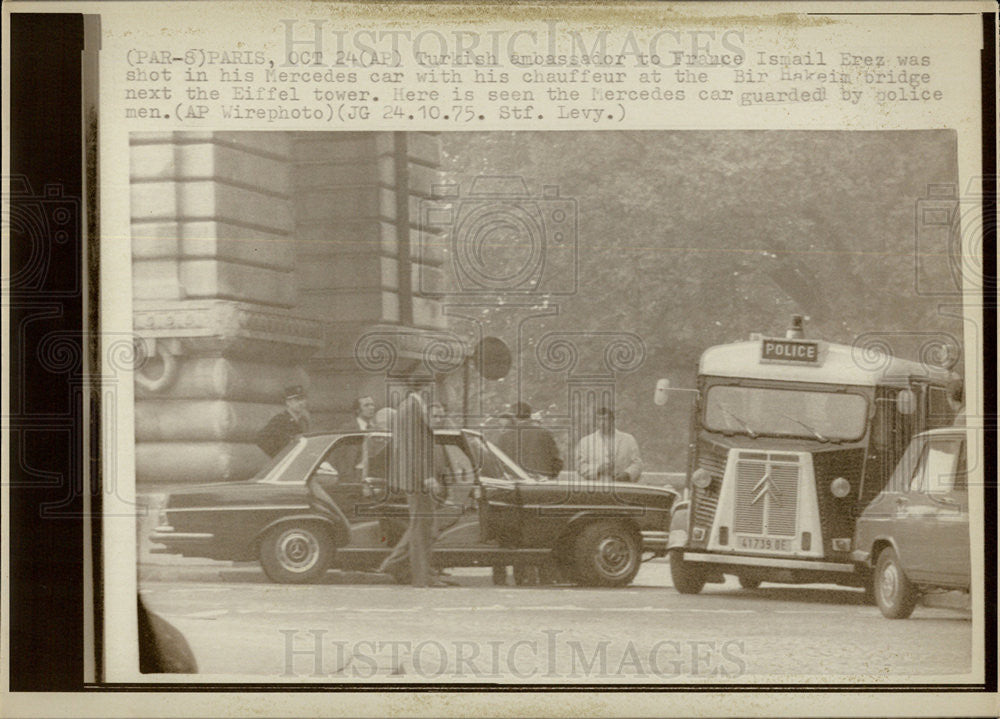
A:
[575,406,642,482]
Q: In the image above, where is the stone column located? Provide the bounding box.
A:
[130,132,322,485]
[131,132,450,486]
[291,132,449,425]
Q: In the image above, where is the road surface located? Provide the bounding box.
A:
[138,559,972,683]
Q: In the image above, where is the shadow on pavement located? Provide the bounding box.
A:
[701,584,871,606]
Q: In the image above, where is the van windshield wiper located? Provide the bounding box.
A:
[715,404,758,438]
[779,413,829,442]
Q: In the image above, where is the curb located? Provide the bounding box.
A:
[139,562,261,584]
[138,563,403,586]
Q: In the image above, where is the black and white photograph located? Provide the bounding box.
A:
[3,2,994,717]
[133,129,975,681]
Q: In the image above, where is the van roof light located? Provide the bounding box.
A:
[786,315,805,339]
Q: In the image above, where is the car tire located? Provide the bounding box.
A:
[537,560,560,586]
[491,565,508,586]
[513,562,538,586]
[572,521,641,588]
[738,576,761,590]
[874,548,918,619]
[860,573,877,605]
[259,523,334,584]
[669,550,706,595]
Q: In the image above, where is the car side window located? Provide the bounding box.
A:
[441,443,476,483]
[313,436,365,484]
[909,438,962,494]
[363,435,390,481]
[890,436,924,492]
[927,386,954,429]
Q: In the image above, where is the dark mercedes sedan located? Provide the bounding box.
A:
[150,429,678,587]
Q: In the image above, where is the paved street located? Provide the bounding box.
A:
[139,559,972,683]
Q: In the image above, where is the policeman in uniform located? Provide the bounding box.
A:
[255,385,310,457]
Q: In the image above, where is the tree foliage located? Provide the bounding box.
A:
[437,131,962,469]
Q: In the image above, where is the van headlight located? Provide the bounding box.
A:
[691,468,713,489]
[830,477,851,498]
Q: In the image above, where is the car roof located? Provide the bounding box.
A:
[301,428,476,440]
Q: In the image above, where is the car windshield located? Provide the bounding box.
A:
[704,385,868,441]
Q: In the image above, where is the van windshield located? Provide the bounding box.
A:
[704,385,868,442]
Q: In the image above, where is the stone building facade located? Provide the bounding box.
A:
[130,131,451,487]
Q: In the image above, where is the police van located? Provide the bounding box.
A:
[655,317,961,593]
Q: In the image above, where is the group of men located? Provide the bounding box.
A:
[256,386,643,484]
[255,386,454,459]
[496,401,643,483]
[253,385,643,588]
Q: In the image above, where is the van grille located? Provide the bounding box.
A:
[690,443,728,538]
[733,453,800,537]
[693,485,719,526]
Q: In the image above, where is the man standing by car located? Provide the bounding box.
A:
[255,385,310,458]
[378,390,448,587]
[497,402,563,479]
[575,406,642,482]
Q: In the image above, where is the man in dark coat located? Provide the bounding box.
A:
[378,391,447,587]
[496,402,563,479]
[255,385,310,457]
[494,402,564,586]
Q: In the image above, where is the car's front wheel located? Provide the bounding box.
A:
[572,521,641,587]
[259,523,334,584]
[874,548,918,619]
[669,550,706,594]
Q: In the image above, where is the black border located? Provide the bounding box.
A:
[979,10,998,697]
[5,8,997,695]
[9,12,86,692]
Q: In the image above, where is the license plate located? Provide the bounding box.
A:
[736,535,792,552]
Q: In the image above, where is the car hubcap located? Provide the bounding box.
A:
[277,529,319,572]
[880,562,899,604]
[596,536,632,577]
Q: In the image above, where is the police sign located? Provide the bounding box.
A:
[760,338,820,364]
